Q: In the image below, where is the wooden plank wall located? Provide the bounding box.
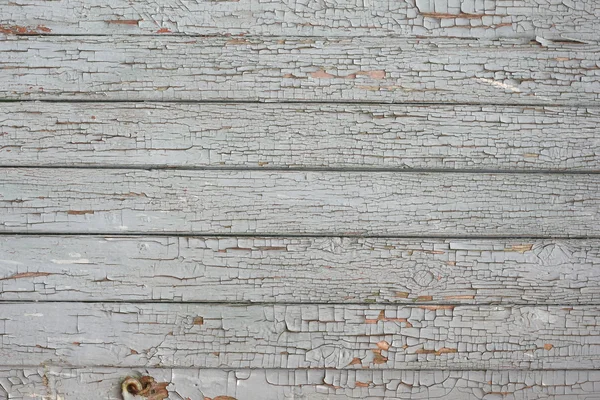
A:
[1,1,599,399]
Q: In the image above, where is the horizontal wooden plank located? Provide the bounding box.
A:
[0,0,597,41]
[1,169,598,236]
[2,367,600,400]
[1,303,599,369]
[2,37,598,104]
[1,236,599,304]
[2,102,599,171]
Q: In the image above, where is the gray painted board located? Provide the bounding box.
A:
[2,102,599,171]
[0,0,597,41]
[1,0,598,394]
[1,169,599,236]
[2,37,599,104]
[1,302,599,369]
[2,367,600,399]
[1,236,599,304]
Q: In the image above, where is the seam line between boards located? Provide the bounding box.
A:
[0,232,598,239]
[1,166,600,174]
[1,300,600,306]
[1,99,599,108]
[0,365,596,372]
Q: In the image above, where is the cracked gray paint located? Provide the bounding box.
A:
[0,236,599,304]
[1,169,599,236]
[1,303,600,369]
[1,36,599,104]
[0,0,598,41]
[1,367,600,399]
[1,103,599,171]
[1,0,598,396]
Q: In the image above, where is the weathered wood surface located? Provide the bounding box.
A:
[1,236,599,304]
[2,37,599,104]
[1,169,599,236]
[2,102,599,171]
[1,303,599,369]
[2,367,600,400]
[0,0,598,41]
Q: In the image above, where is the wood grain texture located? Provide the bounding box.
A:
[2,102,599,171]
[1,236,599,304]
[1,169,599,236]
[0,0,597,41]
[2,367,600,400]
[1,302,600,369]
[2,36,599,104]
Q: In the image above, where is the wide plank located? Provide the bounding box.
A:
[1,169,598,236]
[1,303,599,369]
[2,102,599,171]
[1,236,599,304]
[0,0,597,41]
[2,367,600,400]
[2,36,599,104]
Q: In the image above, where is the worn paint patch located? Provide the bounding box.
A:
[67,210,95,215]
[509,244,534,253]
[310,70,335,79]
[416,347,458,356]
[0,271,53,281]
[365,310,412,326]
[372,349,388,364]
[106,20,141,25]
[444,295,475,300]
[376,340,390,351]
[0,24,51,34]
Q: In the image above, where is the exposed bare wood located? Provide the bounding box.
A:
[1,236,599,304]
[1,303,599,369]
[1,169,598,236]
[1,37,599,104]
[2,367,600,399]
[0,0,597,41]
[2,102,599,171]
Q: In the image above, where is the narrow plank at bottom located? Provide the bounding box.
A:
[1,303,599,370]
[1,367,600,400]
[1,236,599,304]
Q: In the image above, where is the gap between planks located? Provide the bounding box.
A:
[2,99,600,107]
[1,232,599,239]
[4,300,600,306]
[1,166,600,174]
